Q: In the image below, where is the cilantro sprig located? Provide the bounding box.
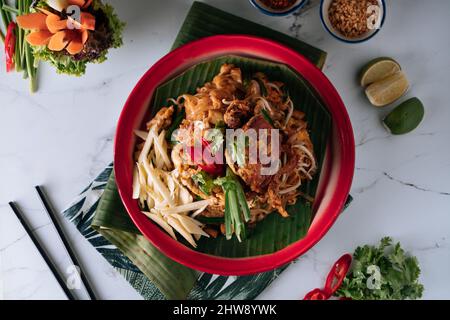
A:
[192,171,214,196]
[336,237,424,300]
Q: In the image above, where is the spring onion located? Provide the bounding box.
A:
[215,167,251,242]
[0,0,38,92]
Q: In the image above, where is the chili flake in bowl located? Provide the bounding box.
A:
[249,0,307,16]
[320,0,386,43]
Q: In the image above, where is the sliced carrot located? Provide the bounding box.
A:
[68,0,84,6]
[16,13,48,30]
[81,12,95,30]
[69,12,95,31]
[26,30,54,46]
[48,30,75,51]
[46,14,68,33]
[68,0,85,7]
[81,29,89,44]
[66,38,84,55]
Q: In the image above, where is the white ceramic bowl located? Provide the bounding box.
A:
[249,0,308,16]
[320,0,386,43]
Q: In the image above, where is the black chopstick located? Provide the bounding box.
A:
[35,185,98,300]
[8,201,76,300]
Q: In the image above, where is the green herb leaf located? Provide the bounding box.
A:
[192,171,214,195]
[204,128,224,155]
[336,237,424,300]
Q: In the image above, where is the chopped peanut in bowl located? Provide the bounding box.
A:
[328,0,380,39]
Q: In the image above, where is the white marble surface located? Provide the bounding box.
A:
[1,0,449,300]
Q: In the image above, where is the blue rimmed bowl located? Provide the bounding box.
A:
[249,0,308,16]
[320,0,386,43]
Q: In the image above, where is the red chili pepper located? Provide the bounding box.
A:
[5,22,16,73]
[303,253,352,300]
[303,288,329,300]
[198,164,223,176]
[188,137,224,176]
[324,253,352,296]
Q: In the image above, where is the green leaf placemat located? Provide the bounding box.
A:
[173,2,327,68]
[63,1,336,300]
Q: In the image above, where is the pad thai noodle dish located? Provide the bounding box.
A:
[132,64,317,247]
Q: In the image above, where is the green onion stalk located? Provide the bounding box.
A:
[215,167,251,242]
[1,0,38,92]
[0,0,12,29]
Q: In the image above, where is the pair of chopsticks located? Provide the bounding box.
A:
[8,186,97,300]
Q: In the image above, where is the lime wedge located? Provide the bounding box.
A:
[383,97,424,135]
[360,57,401,87]
[365,71,409,107]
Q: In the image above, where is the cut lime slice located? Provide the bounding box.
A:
[360,57,401,87]
[383,97,424,135]
[365,71,409,107]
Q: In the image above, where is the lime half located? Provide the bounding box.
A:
[365,71,409,107]
[360,57,401,87]
[383,97,424,135]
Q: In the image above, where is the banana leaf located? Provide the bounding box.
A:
[152,55,332,257]
[173,2,327,69]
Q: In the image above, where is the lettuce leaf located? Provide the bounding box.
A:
[33,0,125,76]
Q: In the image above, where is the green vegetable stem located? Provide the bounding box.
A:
[214,167,251,242]
[0,0,37,92]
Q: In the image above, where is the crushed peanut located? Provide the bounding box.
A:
[328,0,380,38]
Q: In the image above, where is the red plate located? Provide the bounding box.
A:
[114,35,355,275]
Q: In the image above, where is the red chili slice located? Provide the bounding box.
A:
[324,253,352,296]
[303,253,352,300]
[5,22,17,72]
[188,137,224,176]
[303,288,329,300]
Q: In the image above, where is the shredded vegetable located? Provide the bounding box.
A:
[133,120,210,247]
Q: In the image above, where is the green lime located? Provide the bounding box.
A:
[365,71,409,107]
[383,98,424,135]
[359,57,402,87]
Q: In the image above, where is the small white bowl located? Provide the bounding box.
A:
[249,0,308,16]
[320,0,386,43]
